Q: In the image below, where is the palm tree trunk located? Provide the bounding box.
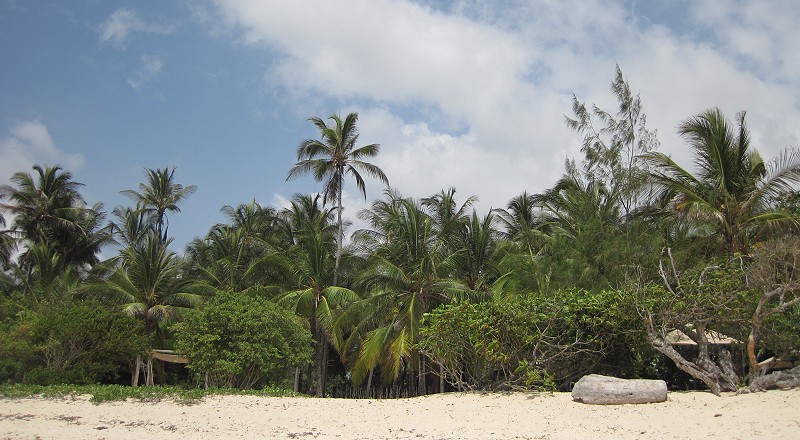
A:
[145,356,154,386]
[132,354,141,386]
[315,337,328,397]
[334,187,343,286]
[366,369,374,398]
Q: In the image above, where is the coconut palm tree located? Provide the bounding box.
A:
[188,226,253,293]
[645,108,800,255]
[0,165,110,281]
[87,235,206,385]
[494,191,551,259]
[271,193,359,397]
[529,163,630,290]
[421,187,477,249]
[121,167,197,246]
[286,112,389,285]
[184,200,286,292]
[0,165,83,245]
[219,200,280,251]
[448,211,501,294]
[110,206,155,252]
[346,191,451,395]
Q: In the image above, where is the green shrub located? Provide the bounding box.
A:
[419,289,644,391]
[0,301,147,384]
[173,291,313,390]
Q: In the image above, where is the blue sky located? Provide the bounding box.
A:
[2,0,799,253]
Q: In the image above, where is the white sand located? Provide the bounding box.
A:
[2,389,799,439]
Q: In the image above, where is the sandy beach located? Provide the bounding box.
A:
[2,389,799,439]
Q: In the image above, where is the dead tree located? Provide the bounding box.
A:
[637,249,745,395]
[743,237,800,388]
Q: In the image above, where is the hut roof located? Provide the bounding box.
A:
[665,328,739,345]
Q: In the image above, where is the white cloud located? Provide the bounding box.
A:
[211,0,800,212]
[0,120,85,187]
[127,54,165,91]
[99,8,174,49]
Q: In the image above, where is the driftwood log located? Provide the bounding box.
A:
[741,366,800,394]
[571,374,668,404]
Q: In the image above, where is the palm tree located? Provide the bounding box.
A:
[421,188,477,249]
[0,165,110,281]
[494,191,551,258]
[271,193,359,397]
[189,226,253,293]
[110,206,155,252]
[286,112,389,285]
[449,211,500,294]
[347,191,450,395]
[219,200,280,251]
[87,235,206,385]
[184,201,283,292]
[0,165,84,246]
[0,210,16,270]
[121,167,197,246]
[645,108,800,254]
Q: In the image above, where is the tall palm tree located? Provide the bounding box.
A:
[645,108,800,254]
[347,191,450,395]
[271,193,359,397]
[121,167,197,246]
[286,112,389,285]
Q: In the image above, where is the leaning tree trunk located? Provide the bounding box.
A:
[646,321,739,396]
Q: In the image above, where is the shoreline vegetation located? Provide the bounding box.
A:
[2,67,799,405]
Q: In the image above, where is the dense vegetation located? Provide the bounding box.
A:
[1,67,799,398]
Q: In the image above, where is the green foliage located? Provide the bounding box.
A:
[0,301,147,384]
[645,109,800,255]
[120,166,197,245]
[419,289,643,391]
[173,291,313,389]
[642,258,754,339]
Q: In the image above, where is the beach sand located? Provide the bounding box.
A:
[2,389,799,439]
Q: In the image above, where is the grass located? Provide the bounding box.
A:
[0,383,303,404]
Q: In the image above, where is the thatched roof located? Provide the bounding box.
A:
[665,329,739,346]
[149,349,189,364]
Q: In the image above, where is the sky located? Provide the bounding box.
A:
[2,0,799,254]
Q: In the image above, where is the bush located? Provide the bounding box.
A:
[0,301,147,384]
[173,291,313,390]
[419,289,644,391]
